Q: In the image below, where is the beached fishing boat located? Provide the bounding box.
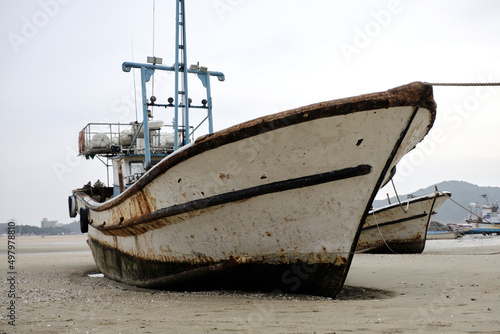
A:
[357,191,450,253]
[69,80,436,297]
[67,1,437,297]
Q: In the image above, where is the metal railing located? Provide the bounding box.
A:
[78,122,179,157]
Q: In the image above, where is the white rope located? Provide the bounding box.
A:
[391,179,408,214]
[371,209,399,254]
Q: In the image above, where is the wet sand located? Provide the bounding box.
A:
[1,234,500,333]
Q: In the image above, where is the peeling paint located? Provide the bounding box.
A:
[219,172,230,180]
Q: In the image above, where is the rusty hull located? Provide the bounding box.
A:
[72,82,437,297]
[88,237,350,296]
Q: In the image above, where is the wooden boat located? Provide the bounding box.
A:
[67,1,437,298]
[357,191,450,253]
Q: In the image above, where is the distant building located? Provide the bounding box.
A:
[41,218,58,228]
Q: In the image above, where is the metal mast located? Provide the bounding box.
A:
[174,0,189,150]
[121,0,225,169]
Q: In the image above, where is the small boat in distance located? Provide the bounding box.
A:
[357,191,450,253]
[465,195,500,234]
[67,1,437,298]
[426,230,462,240]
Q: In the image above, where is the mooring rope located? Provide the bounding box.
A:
[371,210,399,254]
[428,82,500,87]
[368,178,409,254]
[391,179,409,214]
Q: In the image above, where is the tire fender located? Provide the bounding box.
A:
[68,196,77,218]
[80,207,89,233]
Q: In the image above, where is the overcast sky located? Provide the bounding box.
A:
[1,0,500,227]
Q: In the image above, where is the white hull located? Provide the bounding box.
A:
[72,82,436,296]
[357,191,450,253]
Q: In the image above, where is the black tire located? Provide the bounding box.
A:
[80,207,89,233]
[68,196,77,218]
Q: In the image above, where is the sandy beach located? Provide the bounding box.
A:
[1,234,500,333]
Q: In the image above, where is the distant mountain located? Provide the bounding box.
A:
[373,181,500,224]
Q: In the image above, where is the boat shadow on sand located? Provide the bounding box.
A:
[336,285,395,300]
[83,269,395,301]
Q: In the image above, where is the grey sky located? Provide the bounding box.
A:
[1,0,500,226]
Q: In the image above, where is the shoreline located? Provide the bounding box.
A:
[1,234,500,333]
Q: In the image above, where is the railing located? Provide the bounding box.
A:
[78,122,178,157]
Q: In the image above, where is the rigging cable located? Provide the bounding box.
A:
[391,178,409,214]
[425,81,500,223]
[443,193,492,224]
[374,82,500,251]
[371,209,399,254]
[428,82,500,87]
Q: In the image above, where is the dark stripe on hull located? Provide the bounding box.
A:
[362,213,428,231]
[88,237,349,297]
[369,195,442,215]
[94,164,372,232]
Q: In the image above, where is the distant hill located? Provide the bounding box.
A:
[373,181,500,224]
